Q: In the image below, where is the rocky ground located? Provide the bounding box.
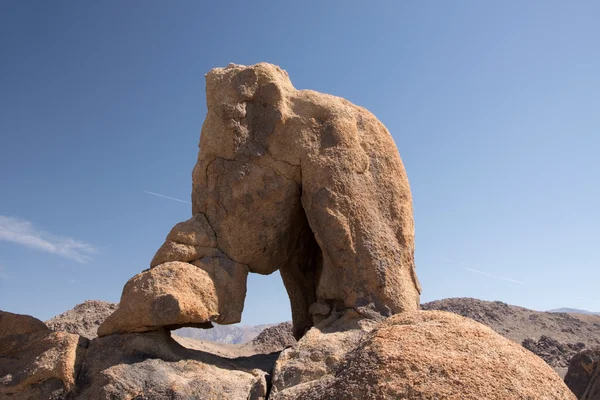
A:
[7,296,592,399]
[4,305,577,399]
[44,297,600,380]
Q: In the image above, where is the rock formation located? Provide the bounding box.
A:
[248,322,295,354]
[564,347,600,399]
[100,62,422,339]
[1,308,289,400]
[2,63,579,399]
[0,310,48,340]
[0,311,87,399]
[269,310,574,399]
[75,329,271,400]
[580,362,600,400]
[47,298,600,376]
[99,260,248,336]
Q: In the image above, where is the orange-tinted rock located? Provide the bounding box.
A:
[98,260,248,337]
[0,320,86,399]
[271,310,575,400]
[0,310,48,340]
[105,62,421,338]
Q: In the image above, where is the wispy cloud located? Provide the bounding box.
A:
[464,267,526,285]
[144,191,191,204]
[0,216,95,263]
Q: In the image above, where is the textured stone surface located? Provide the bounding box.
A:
[581,361,600,400]
[196,63,421,339]
[271,310,575,400]
[76,329,269,400]
[270,310,377,397]
[150,214,220,267]
[564,347,600,399]
[0,328,87,399]
[0,310,49,340]
[104,62,421,338]
[98,260,248,336]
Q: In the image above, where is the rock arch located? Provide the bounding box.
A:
[99,63,421,339]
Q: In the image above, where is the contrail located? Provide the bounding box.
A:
[464,267,526,285]
[144,191,191,204]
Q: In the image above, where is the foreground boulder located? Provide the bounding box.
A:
[100,62,422,338]
[271,310,575,400]
[564,347,600,399]
[0,311,87,399]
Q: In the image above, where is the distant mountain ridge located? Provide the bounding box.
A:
[548,307,600,316]
[175,323,278,344]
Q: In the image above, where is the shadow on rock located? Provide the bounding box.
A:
[74,329,272,400]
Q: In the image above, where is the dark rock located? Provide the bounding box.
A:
[564,347,600,399]
[522,335,586,368]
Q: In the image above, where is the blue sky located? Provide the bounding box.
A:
[1,1,598,325]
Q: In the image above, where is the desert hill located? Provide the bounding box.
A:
[46,300,118,339]
[422,298,600,347]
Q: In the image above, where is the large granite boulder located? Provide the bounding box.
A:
[100,62,421,339]
[270,310,576,400]
[98,260,248,336]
